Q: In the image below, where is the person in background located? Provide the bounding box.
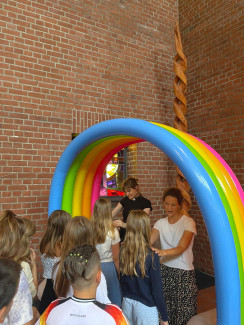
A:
[36,245,128,325]
[0,258,21,324]
[54,216,110,304]
[92,198,121,306]
[38,210,71,314]
[112,177,152,241]
[0,211,38,325]
[151,187,198,325]
[120,210,168,325]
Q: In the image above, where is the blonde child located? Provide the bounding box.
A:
[92,198,121,306]
[38,210,71,314]
[0,212,39,316]
[120,210,168,325]
[0,211,36,325]
[54,216,110,304]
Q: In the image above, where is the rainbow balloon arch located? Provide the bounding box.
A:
[48,118,244,325]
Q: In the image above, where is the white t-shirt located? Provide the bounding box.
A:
[21,261,37,298]
[35,297,128,325]
[96,229,120,263]
[153,215,197,270]
[52,265,111,304]
[4,271,33,325]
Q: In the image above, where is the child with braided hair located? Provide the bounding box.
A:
[53,216,110,304]
[36,245,128,325]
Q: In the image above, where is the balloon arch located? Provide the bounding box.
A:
[49,118,244,325]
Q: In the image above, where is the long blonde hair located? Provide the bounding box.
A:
[0,212,29,264]
[55,216,93,297]
[40,210,71,257]
[92,198,115,245]
[120,210,152,278]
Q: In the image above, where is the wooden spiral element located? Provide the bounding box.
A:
[175,166,192,215]
[173,22,187,132]
[173,22,192,215]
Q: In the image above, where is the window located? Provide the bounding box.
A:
[99,148,127,197]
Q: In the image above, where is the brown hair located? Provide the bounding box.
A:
[92,198,115,245]
[162,187,183,205]
[22,217,36,239]
[40,210,71,257]
[122,177,139,192]
[120,210,152,278]
[0,214,29,263]
[55,216,94,297]
[63,245,100,290]
[0,210,17,220]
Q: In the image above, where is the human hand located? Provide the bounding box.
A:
[30,248,36,266]
[113,219,126,228]
[151,247,166,257]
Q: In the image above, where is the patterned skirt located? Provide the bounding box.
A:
[160,264,198,325]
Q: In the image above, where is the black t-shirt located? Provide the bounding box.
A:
[119,195,152,241]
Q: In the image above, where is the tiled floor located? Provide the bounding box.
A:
[197,286,216,314]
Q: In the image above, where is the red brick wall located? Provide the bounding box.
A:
[179,0,244,274]
[2,0,242,279]
[1,0,178,275]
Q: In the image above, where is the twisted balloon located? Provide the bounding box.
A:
[173,21,192,215]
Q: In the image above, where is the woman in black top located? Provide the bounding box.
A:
[112,177,152,241]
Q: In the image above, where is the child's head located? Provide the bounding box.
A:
[0,214,29,263]
[22,217,36,239]
[55,216,94,297]
[92,198,112,220]
[62,216,93,253]
[92,198,113,245]
[40,210,71,256]
[0,258,21,322]
[126,209,151,244]
[63,244,101,291]
[120,210,151,278]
